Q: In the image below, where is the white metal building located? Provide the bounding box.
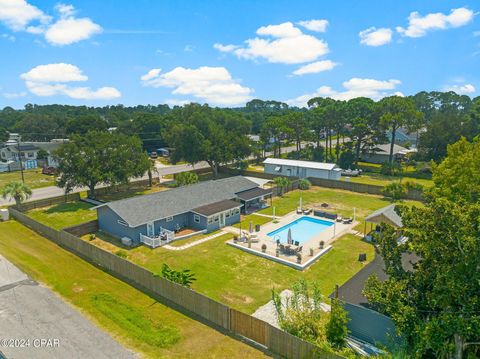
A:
[263,158,342,180]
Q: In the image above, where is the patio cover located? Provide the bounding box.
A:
[192,199,242,217]
[364,204,403,228]
[236,187,272,202]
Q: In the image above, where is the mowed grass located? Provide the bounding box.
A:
[84,230,374,314]
[0,221,267,359]
[0,168,55,189]
[342,172,433,188]
[27,201,97,229]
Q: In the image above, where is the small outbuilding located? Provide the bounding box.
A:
[263,158,342,180]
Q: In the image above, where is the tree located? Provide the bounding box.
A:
[273,176,290,196]
[0,127,8,143]
[382,182,406,202]
[261,116,290,158]
[378,96,422,163]
[326,298,349,348]
[54,131,150,199]
[167,105,251,177]
[298,178,311,190]
[36,148,49,160]
[1,181,32,206]
[285,112,307,152]
[161,264,196,287]
[175,171,199,187]
[66,115,108,135]
[364,138,480,358]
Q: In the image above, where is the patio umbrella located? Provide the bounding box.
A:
[299,197,302,210]
[287,228,293,244]
[249,221,253,233]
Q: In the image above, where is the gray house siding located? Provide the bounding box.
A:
[97,206,139,242]
[342,302,401,348]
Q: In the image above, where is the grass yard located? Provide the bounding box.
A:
[0,221,267,359]
[83,230,374,314]
[342,172,433,188]
[0,168,55,189]
[96,184,168,202]
[27,201,97,229]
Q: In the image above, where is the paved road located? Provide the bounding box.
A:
[0,254,136,359]
[0,143,317,206]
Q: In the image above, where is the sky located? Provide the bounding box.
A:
[0,0,479,108]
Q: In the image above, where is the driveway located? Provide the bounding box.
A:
[0,254,136,359]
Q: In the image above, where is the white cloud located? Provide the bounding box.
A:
[0,1,101,45]
[286,77,402,107]
[214,21,329,64]
[1,33,15,41]
[359,27,393,46]
[141,66,253,106]
[444,83,476,95]
[20,63,120,100]
[2,91,26,98]
[297,19,328,32]
[397,7,475,38]
[292,60,338,76]
[0,0,51,31]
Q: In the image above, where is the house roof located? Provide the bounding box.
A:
[263,158,337,171]
[371,143,407,155]
[236,187,272,201]
[335,252,418,308]
[96,176,258,227]
[192,199,242,217]
[365,204,403,228]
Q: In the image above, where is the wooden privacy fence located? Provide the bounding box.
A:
[16,192,81,212]
[8,207,340,359]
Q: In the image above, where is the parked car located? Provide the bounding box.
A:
[149,151,158,159]
[42,166,56,175]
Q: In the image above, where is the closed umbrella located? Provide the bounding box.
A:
[249,221,253,233]
[287,228,293,244]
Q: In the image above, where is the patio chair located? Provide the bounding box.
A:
[294,240,300,246]
[336,216,343,222]
[279,244,286,253]
[296,207,303,214]
[303,208,312,215]
[296,246,303,253]
[342,217,353,224]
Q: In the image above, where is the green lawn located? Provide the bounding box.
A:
[0,221,267,359]
[342,172,433,188]
[0,168,55,189]
[27,201,97,229]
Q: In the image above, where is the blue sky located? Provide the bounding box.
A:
[0,0,478,108]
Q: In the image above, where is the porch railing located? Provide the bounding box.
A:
[140,228,175,248]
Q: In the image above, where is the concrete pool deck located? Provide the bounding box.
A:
[225,212,357,270]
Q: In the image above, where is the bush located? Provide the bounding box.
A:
[382,182,407,201]
[338,150,355,169]
[380,162,403,176]
[175,171,198,187]
[404,181,424,192]
[235,160,249,171]
[298,178,311,190]
[161,263,196,287]
[115,250,128,258]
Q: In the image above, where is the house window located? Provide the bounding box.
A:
[226,211,230,218]
[274,166,281,172]
[214,215,219,222]
[118,220,128,226]
[194,214,200,223]
[166,216,173,222]
[233,208,240,215]
[207,217,213,224]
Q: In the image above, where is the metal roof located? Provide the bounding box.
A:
[192,199,242,217]
[263,158,337,171]
[96,176,258,227]
[365,204,403,228]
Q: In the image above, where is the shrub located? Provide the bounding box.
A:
[115,250,128,258]
[175,171,198,187]
[261,244,267,253]
[89,233,96,241]
[382,182,407,201]
[404,181,424,192]
[235,160,249,171]
[380,161,403,176]
[298,178,311,190]
[161,263,196,287]
[338,150,355,169]
[326,298,349,348]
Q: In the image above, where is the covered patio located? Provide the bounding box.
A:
[236,187,272,214]
[364,204,403,240]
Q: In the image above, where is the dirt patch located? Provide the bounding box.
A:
[221,292,254,305]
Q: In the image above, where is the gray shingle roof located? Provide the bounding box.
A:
[99,176,258,227]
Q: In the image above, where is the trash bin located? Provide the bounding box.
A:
[255,224,260,232]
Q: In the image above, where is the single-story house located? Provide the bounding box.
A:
[0,140,62,168]
[361,143,417,164]
[93,176,272,245]
[263,158,342,180]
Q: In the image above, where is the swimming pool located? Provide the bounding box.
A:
[267,217,334,244]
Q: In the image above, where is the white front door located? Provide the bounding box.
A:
[219,213,225,227]
[146,222,155,237]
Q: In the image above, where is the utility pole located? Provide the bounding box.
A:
[17,136,25,184]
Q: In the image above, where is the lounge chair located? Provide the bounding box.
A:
[303,208,312,215]
[342,217,353,224]
[296,207,303,214]
[336,216,343,222]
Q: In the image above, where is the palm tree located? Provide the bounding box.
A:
[1,181,32,206]
[273,176,291,196]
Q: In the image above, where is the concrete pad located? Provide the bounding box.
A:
[0,254,136,359]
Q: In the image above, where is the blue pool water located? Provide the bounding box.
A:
[267,217,334,244]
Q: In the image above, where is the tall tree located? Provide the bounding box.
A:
[54,131,150,199]
[378,96,422,163]
[364,138,480,358]
[285,112,307,152]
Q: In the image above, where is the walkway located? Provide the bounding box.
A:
[163,231,226,250]
[250,212,276,219]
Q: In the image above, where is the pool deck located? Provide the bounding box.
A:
[225,212,357,270]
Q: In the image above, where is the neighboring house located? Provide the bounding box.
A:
[0,141,62,169]
[94,176,272,245]
[361,143,416,164]
[263,158,342,180]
